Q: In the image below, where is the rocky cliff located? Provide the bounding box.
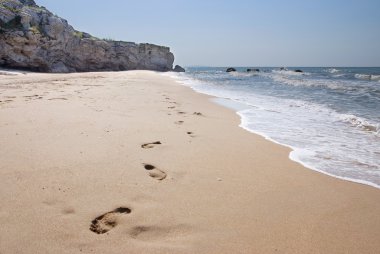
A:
[0,0,174,72]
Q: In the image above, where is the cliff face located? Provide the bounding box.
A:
[0,0,174,72]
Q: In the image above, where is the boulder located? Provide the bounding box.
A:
[173,65,185,72]
[0,0,174,72]
[226,68,236,72]
[294,69,303,73]
[247,68,259,72]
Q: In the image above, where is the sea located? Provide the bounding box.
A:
[166,67,380,189]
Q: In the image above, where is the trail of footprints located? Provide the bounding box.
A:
[89,95,202,235]
[141,141,166,180]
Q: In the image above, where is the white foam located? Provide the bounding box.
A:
[339,114,379,135]
[354,73,380,81]
[355,74,371,80]
[229,72,259,78]
[289,150,380,189]
[333,74,346,78]
[237,110,380,189]
[271,69,311,76]
[269,71,350,90]
[327,68,340,73]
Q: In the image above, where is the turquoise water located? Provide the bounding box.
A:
[167,67,380,188]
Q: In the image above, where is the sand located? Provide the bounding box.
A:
[0,70,379,254]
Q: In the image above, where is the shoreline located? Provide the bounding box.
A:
[165,71,380,190]
[1,70,380,253]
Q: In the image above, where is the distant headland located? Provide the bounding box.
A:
[0,0,176,72]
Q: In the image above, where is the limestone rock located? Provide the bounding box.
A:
[0,0,174,72]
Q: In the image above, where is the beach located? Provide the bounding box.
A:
[0,70,380,253]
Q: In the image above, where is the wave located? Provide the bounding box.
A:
[372,75,380,81]
[269,73,350,90]
[355,74,380,81]
[271,69,311,76]
[326,68,340,74]
[332,74,346,78]
[229,72,259,78]
[339,114,379,135]
[268,72,380,95]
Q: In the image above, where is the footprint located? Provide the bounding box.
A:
[23,95,43,101]
[90,207,131,234]
[24,95,40,100]
[187,132,196,138]
[168,106,175,109]
[177,111,186,115]
[48,98,68,101]
[141,141,161,149]
[193,112,203,116]
[129,225,190,241]
[175,121,184,125]
[144,164,167,181]
[62,207,75,215]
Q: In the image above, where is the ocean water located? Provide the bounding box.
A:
[165,67,380,189]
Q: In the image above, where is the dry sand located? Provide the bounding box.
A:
[0,70,379,254]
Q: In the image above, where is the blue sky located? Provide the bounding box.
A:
[36,0,380,67]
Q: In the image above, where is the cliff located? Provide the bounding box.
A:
[0,0,174,72]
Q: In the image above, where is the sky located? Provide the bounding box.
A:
[35,0,380,67]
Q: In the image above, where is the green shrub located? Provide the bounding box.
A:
[73,31,83,38]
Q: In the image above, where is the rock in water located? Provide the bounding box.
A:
[226,68,236,72]
[173,65,185,72]
[294,69,303,73]
[0,0,174,72]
